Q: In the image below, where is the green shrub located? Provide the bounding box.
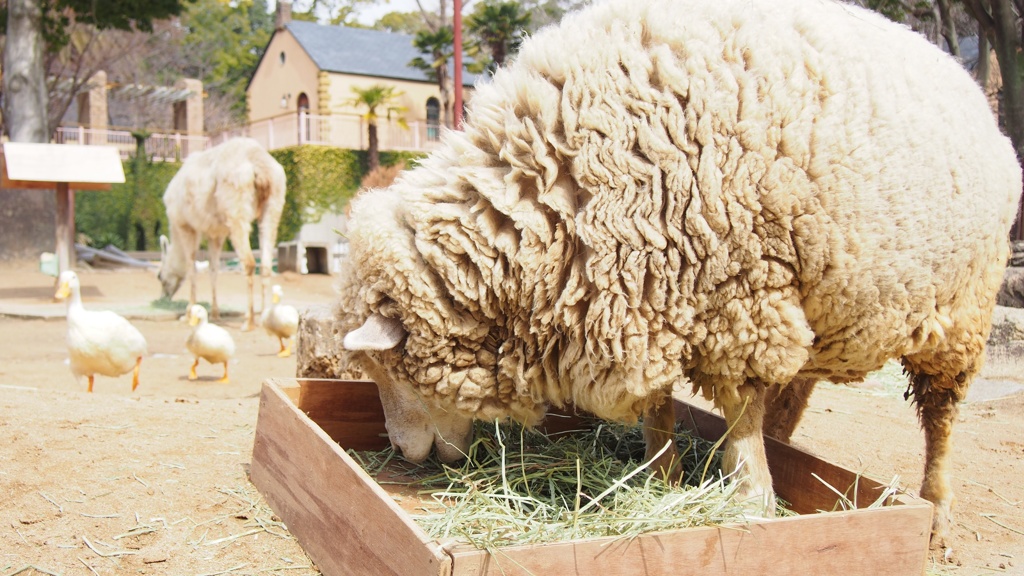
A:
[75,145,425,250]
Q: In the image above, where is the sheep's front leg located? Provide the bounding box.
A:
[719,381,774,517]
[763,377,817,442]
[643,394,679,479]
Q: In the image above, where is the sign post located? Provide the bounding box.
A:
[1,143,126,277]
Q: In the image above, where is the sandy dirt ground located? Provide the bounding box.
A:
[1,262,1023,576]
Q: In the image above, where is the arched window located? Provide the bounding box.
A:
[297,93,310,143]
[426,97,440,142]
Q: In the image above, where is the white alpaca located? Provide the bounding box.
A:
[158,138,287,331]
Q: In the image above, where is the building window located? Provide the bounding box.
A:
[426,97,440,142]
[279,51,286,65]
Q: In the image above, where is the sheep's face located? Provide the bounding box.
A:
[343,313,475,463]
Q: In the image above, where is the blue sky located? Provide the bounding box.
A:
[265,0,437,26]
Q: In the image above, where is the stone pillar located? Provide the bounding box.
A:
[76,71,108,142]
[173,78,204,158]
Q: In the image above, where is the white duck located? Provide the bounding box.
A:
[186,304,236,383]
[260,284,299,357]
[55,270,148,393]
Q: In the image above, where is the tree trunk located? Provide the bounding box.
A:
[988,0,1024,240]
[976,32,991,89]
[936,0,960,57]
[438,64,452,129]
[3,0,50,142]
[368,122,380,172]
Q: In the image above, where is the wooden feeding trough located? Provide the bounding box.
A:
[1,143,126,276]
[251,378,933,576]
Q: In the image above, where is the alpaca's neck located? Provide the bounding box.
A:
[168,235,193,273]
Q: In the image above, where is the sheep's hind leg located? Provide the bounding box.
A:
[719,381,775,517]
[905,367,963,552]
[763,378,817,442]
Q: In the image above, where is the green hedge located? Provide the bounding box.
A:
[74,145,424,251]
[75,155,179,251]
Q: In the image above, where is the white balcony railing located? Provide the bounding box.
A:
[54,126,209,161]
[211,112,445,154]
[58,112,445,162]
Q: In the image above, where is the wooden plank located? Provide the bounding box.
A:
[673,401,906,514]
[253,379,933,576]
[447,505,932,576]
[292,379,392,450]
[250,379,451,576]
[1,143,125,184]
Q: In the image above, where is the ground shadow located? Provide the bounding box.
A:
[0,285,103,300]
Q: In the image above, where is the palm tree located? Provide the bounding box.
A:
[410,26,455,128]
[346,85,407,172]
[465,1,531,72]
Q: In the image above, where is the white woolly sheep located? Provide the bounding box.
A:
[159,137,287,331]
[339,0,1022,549]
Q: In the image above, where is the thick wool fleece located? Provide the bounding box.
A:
[341,0,1020,425]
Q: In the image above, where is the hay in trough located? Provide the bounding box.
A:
[350,418,761,550]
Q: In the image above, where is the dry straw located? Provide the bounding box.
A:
[352,417,902,552]
[351,418,760,550]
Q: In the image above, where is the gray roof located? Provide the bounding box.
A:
[286,20,479,86]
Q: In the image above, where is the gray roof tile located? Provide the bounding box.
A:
[286,20,479,85]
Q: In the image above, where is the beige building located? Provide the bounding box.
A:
[246,5,480,151]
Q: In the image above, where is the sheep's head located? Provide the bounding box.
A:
[343,313,475,463]
[157,234,185,298]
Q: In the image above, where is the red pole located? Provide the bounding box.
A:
[453,0,464,130]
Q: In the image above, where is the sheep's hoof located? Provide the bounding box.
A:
[929,517,955,561]
[731,482,777,520]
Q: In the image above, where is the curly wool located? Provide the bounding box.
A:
[341,0,1020,426]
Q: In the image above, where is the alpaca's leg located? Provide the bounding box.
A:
[188,240,199,313]
[257,201,282,316]
[229,226,257,331]
[208,236,225,321]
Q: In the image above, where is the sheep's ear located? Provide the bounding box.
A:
[343,313,406,351]
[160,235,170,256]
